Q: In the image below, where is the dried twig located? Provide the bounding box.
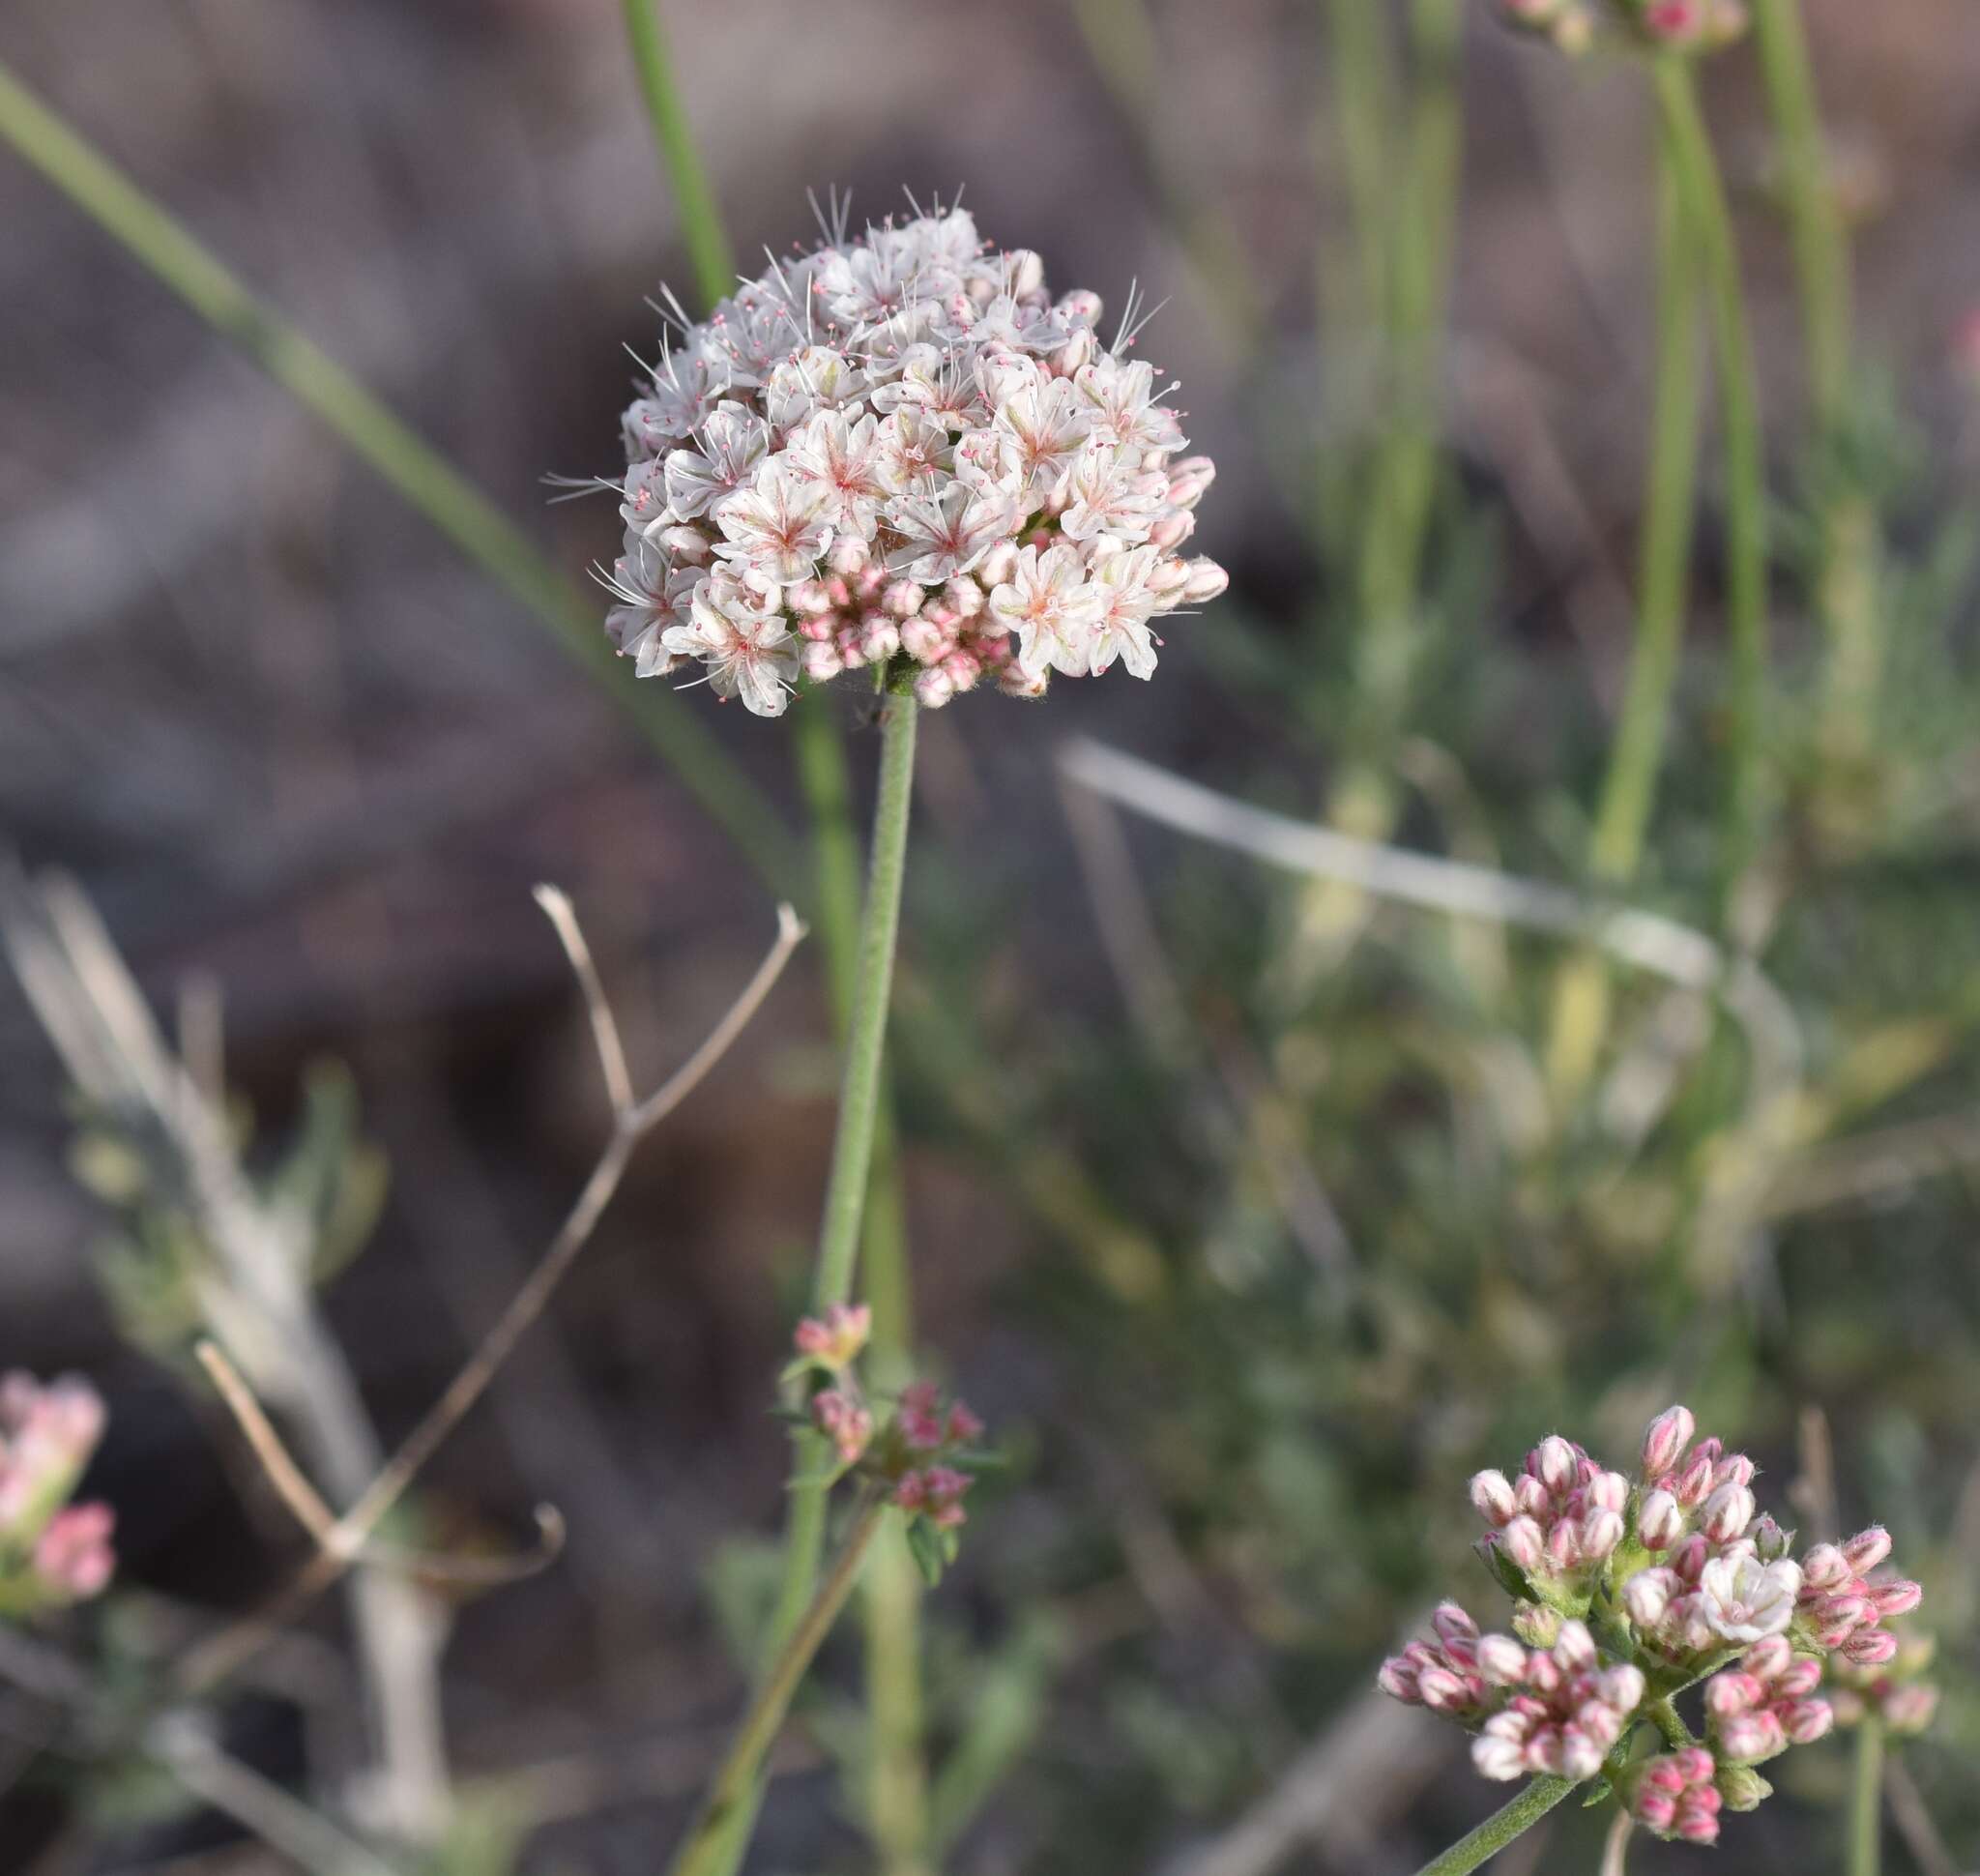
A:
[177,894,804,1694]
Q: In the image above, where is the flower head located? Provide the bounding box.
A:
[0,1371,116,1612]
[599,202,1224,715]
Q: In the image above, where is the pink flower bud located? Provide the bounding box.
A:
[945,1401,984,1446]
[1675,1747,1716,1785]
[1672,1534,1710,1582]
[1415,1666,1469,1712]
[1670,1448,1717,1510]
[31,1502,115,1601]
[1558,1727,1605,1780]
[1701,1482,1756,1545]
[1642,1757,1688,1797]
[1432,1602,1479,1647]
[1476,1635,1529,1685]
[1500,1515,1545,1571]
[1622,1567,1677,1627]
[914,667,955,708]
[1800,1543,1850,1591]
[1512,1474,1550,1519]
[792,1302,871,1370]
[1674,1800,1721,1845]
[1706,1672,1762,1717]
[859,616,902,662]
[1377,1656,1420,1701]
[1545,1518,1582,1570]
[1711,1452,1756,1491]
[1809,1594,1871,1647]
[1642,1405,1695,1479]
[1741,1635,1792,1682]
[1553,1621,1596,1671]
[1751,1511,1793,1561]
[827,535,868,577]
[1166,457,1217,510]
[883,579,925,618]
[1633,1790,1677,1832]
[1842,1526,1893,1573]
[1715,1713,1784,1764]
[802,641,844,683]
[1774,1657,1823,1699]
[1870,1578,1923,1619]
[1638,1488,1684,1551]
[1180,556,1229,603]
[1470,1469,1518,1527]
[1529,1436,1578,1497]
[1582,1509,1624,1563]
[1783,1699,1834,1744]
[1598,1664,1646,1715]
[1841,1628,1899,1667]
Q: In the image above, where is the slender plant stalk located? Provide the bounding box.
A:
[1545,145,1703,1097]
[1849,1715,1885,1876]
[701,696,921,1876]
[1650,57,1770,910]
[666,1499,888,1876]
[1748,0,1849,429]
[0,55,797,901]
[620,0,735,306]
[1410,1775,1580,1876]
[610,20,931,1868]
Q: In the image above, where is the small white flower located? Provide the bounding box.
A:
[784,410,889,536]
[661,572,798,718]
[662,401,772,520]
[884,482,1015,582]
[711,462,834,586]
[764,345,868,432]
[1698,1554,1802,1643]
[1073,355,1185,455]
[872,408,957,493]
[990,373,1094,507]
[600,540,698,677]
[1059,440,1164,543]
[989,542,1103,679]
[1085,545,1161,680]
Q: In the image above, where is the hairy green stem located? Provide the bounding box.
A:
[1410,1775,1580,1876]
[665,1500,887,1876]
[1651,57,1770,909]
[0,55,797,900]
[1849,1715,1884,1876]
[620,0,735,307]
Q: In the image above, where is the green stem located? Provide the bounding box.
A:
[1749,0,1850,431]
[1545,131,1703,1097]
[620,0,735,308]
[706,696,919,1876]
[665,1500,887,1876]
[1849,1716,1884,1876]
[1589,147,1703,886]
[0,55,798,902]
[1651,57,1770,911]
[1410,1776,1580,1876]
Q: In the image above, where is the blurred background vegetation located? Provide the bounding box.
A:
[3,1,1979,1872]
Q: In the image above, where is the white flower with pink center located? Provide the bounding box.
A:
[990,542,1103,680]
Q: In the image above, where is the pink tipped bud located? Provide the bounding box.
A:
[1638,1489,1684,1551]
[1558,1728,1605,1780]
[1671,1449,1717,1510]
[945,1401,984,1446]
[1587,1469,1629,1514]
[1841,1628,1899,1667]
[802,640,844,683]
[1800,1542,1850,1591]
[1715,1713,1784,1764]
[1166,457,1216,510]
[1671,1534,1711,1582]
[1622,1567,1677,1627]
[1783,1699,1834,1744]
[1741,1634,1792,1681]
[1582,1509,1624,1563]
[1870,1578,1923,1619]
[883,579,925,618]
[808,1389,874,1464]
[1414,1666,1469,1712]
[1545,1518,1582,1570]
[1751,1511,1793,1561]
[1634,1789,1677,1831]
[859,617,902,662]
[31,1502,115,1601]
[1431,1602,1479,1647]
[1501,1515,1545,1571]
[1512,1474,1550,1518]
[1711,1452,1756,1491]
[1702,1482,1756,1545]
[1842,1526,1893,1573]
[1471,1734,1529,1780]
[1377,1656,1421,1702]
[1642,1757,1688,1797]
[1642,1405,1696,1479]
[1179,556,1228,603]
[1674,1747,1716,1785]
[1553,1621,1596,1671]
[1599,1664,1646,1715]
[1529,1436,1579,1496]
[1674,1802,1721,1845]
[1470,1469,1518,1527]
[1476,1634,1529,1685]
[913,667,956,709]
[1706,1671,1763,1717]
[1774,1657,1823,1699]
[940,650,982,692]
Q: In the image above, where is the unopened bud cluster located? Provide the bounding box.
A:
[787,1305,986,1545]
[1826,1625,1940,1736]
[1380,1405,1929,1847]
[1494,0,1747,56]
[601,204,1226,716]
[0,1371,116,1615]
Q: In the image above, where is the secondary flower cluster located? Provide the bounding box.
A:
[1495,0,1748,56]
[788,1303,987,1551]
[0,1371,116,1615]
[1826,1627,1940,1737]
[601,203,1226,716]
[1379,1406,1929,1847]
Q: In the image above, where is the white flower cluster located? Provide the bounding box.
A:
[599,204,1227,717]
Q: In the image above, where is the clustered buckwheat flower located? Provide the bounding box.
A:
[1826,1626,1940,1736]
[785,1309,987,1578]
[599,202,1226,716]
[0,1371,116,1615]
[1380,1405,1930,1849]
